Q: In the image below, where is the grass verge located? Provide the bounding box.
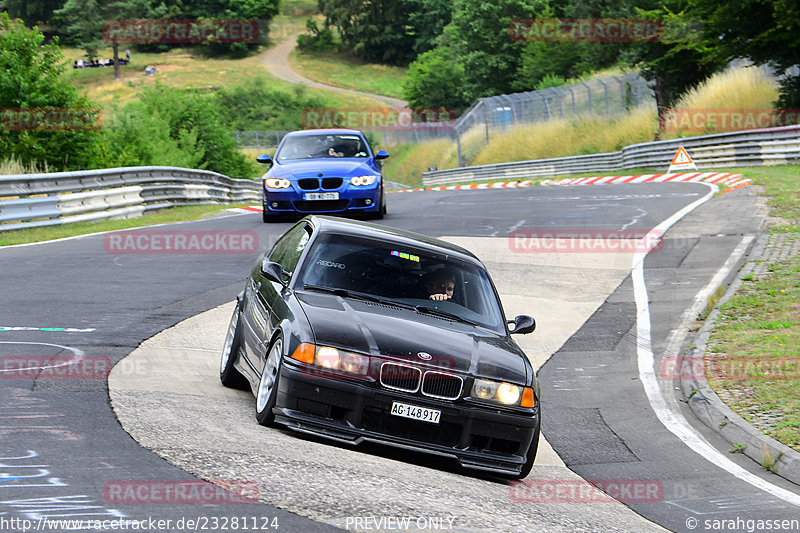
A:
[289,48,408,100]
[704,164,800,454]
[0,204,251,247]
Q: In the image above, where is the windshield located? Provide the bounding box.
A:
[296,233,505,331]
[277,134,369,161]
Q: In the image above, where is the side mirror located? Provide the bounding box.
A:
[256,154,273,166]
[261,260,288,287]
[375,150,390,160]
[508,315,535,335]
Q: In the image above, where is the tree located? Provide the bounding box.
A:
[54,0,151,78]
[436,0,548,101]
[403,46,470,108]
[407,0,453,55]
[622,4,723,112]
[690,0,800,107]
[0,13,102,171]
[0,0,65,27]
[319,0,418,65]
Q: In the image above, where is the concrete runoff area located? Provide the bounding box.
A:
[109,236,663,532]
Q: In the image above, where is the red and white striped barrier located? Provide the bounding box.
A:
[395,172,750,193]
[228,172,751,213]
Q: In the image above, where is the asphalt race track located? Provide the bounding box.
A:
[1,183,798,532]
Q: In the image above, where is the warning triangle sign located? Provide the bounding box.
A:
[667,146,697,173]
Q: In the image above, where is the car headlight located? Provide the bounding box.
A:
[266,178,291,189]
[471,378,535,407]
[290,343,370,376]
[350,175,377,186]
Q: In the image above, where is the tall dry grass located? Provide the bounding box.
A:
[471,105,658,167]
[382,138,459,186]
[663,66,780,138]
[0,157,48,176]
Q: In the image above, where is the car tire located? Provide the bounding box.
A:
[255,336,283,426]
[514,420,540,479]
[369,185,385,220]
[219,305,249,389]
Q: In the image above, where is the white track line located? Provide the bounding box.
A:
[632,182,800,507]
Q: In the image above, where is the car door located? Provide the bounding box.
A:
[241,223,311,375]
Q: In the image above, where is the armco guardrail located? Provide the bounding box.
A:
[0,166,260,231]
[422,125,800,186]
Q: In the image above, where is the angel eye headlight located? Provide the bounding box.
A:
[350,175,377,186]
[266,178,291,189]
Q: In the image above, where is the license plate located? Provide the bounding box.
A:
[390,401,441,424]
[303,192,339,200]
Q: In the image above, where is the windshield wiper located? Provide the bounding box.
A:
[413,305,478,326]
[302,284,414,309]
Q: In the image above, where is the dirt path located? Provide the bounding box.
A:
[260,33,408,108]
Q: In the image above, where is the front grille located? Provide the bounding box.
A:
[298,178,319,190]
[361,407,461,447]
[293,200,349,212]
[321,177,343,189]
[421,371,463,400]
[379,362,421,393]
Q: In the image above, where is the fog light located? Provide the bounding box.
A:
[365,199,372,206]
[270,202,278,208]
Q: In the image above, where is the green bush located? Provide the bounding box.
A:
[214,77,326,131]
[101,85,258,180]
[296,19,336,53]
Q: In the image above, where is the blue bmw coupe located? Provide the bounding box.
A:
[257,129,389,222]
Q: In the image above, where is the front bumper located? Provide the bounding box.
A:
[264,187,380,214]
[274,363,540,475]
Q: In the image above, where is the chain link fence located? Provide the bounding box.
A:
[234,72,655,166]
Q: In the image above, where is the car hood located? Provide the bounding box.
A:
[296,291,529,384]
[267,159,376,178]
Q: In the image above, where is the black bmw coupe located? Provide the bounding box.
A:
[220,215,540,478]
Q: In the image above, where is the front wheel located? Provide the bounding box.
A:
[368,185,385,220]
[220,305,248,389]
[514,421,540,479]
[262,197,280,223]
[255,337,283,426]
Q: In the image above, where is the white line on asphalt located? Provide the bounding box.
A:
[0,341,86,373]
[0,212,251,250]
[632,183,800,507]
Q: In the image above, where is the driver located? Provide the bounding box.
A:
[423,269,455,301]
